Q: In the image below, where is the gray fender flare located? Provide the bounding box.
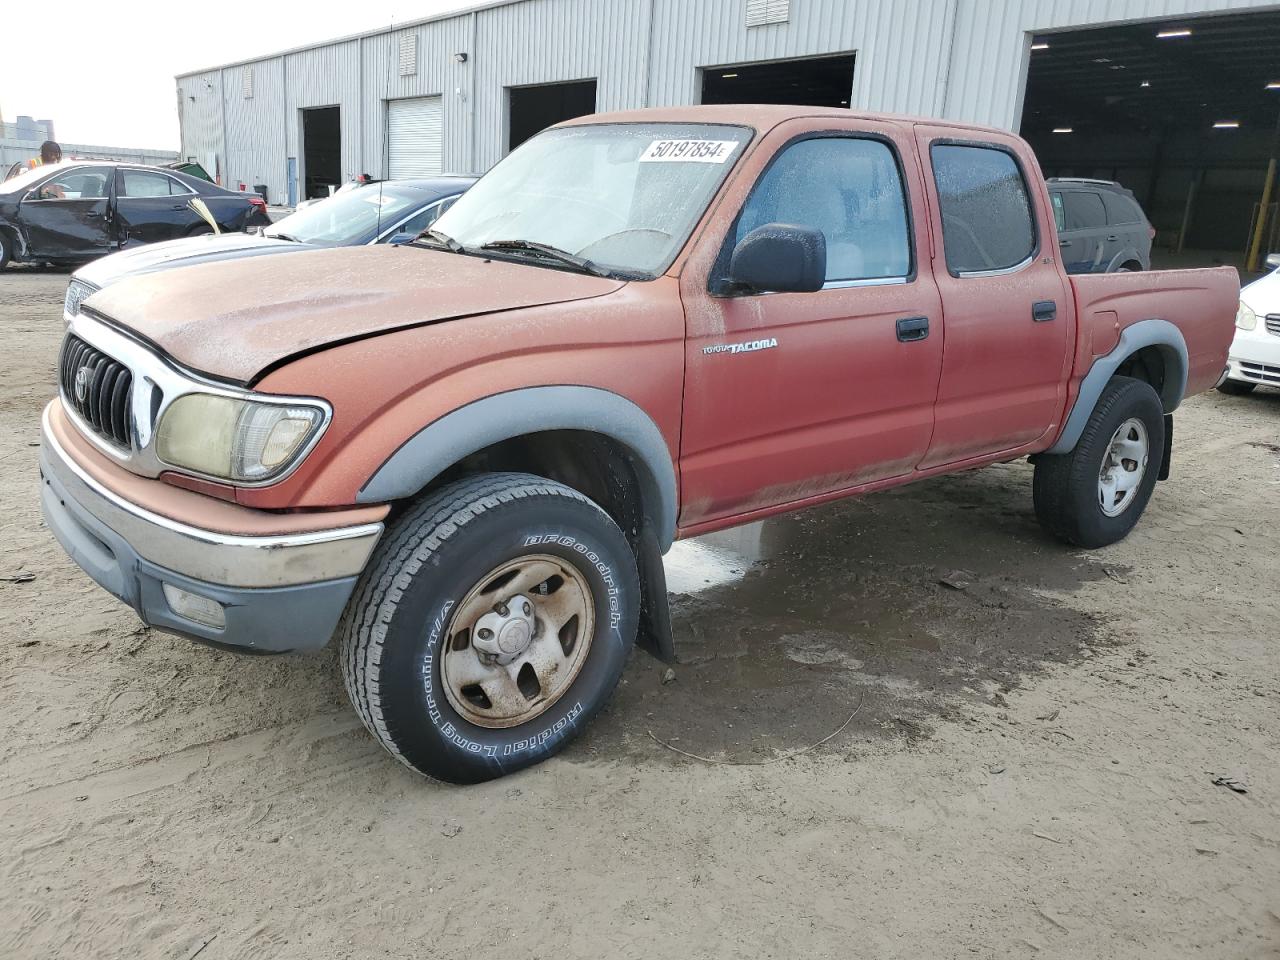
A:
[1047,317,1187,455]
[357,385,678,551]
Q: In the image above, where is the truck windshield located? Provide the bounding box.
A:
[432,122,752,278]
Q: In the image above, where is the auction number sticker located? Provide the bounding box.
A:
[639,139,738,163]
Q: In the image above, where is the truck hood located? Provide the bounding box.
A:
[83,245,626,385]
[75,233,311,290]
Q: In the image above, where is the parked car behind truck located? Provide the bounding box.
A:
[0,161,270,270]
[1048,177,1153,273]
[61,176,476,318]
[1219,252,1280,394]
[39,105,1236,784]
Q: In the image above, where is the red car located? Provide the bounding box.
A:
[40,105,1236,782]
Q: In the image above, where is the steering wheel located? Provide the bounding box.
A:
[941,212,999,270]
[576,227,674,261]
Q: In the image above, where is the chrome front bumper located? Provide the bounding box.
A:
[40,406,383,651]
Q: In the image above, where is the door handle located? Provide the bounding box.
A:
[171,204,188,211]
[1058,238,1070,247]
[1032,300,1057,323]
[896,316,929,342]
[1106,235,1119,242]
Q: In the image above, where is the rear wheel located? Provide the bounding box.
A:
[0,231,10,271]
[340,472,639,783]
[1034,376,1164,548]
[1217,379,1257,396]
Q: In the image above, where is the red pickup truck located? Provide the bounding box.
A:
[40,105,1236,782]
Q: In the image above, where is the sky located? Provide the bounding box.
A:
[1,0,477,150]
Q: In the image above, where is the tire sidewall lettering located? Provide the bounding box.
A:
[415,523,631,762]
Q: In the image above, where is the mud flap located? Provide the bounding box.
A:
[1158,414,1173,481]
[633,521,676,663]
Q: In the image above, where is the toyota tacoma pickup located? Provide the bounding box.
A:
[40,105,1237,783]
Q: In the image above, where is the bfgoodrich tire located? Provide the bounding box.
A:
[1033,376,1165,549]
[340,473,639,783]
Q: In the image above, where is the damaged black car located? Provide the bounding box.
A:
[0,161,270,270]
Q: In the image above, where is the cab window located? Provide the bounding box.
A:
[733,136,912,283]
[931,143,1035,275]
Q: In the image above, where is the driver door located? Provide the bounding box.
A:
[19,166,116,259]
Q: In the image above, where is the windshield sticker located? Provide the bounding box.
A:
[639,139,739,164]
[359,193,394,206]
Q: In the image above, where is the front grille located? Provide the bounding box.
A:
[1239,361,1280,385]
[59,335,133,448]
[1266,314,1280,337]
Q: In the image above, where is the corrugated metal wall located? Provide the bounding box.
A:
[176,0,1278,205]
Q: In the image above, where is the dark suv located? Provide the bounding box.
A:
[1048,178,1153,274]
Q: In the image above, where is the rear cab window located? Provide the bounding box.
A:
[929,142,1036,275]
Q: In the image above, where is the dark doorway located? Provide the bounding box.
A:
[701,54,855,108]
[508,80,597,152]
[302,106,341,200]
[1020,11,1280,271]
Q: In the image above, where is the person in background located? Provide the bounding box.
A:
[3,140,64,182]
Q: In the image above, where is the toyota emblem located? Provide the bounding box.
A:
[74,366,90,403]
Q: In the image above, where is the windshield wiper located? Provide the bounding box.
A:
[479,239,609,277]
[267,232,301,243]
[414,228,465,253]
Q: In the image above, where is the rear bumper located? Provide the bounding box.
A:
[39,409,383,652]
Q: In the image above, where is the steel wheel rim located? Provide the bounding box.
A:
[439,553,595,729]
[1098,417,1149,517]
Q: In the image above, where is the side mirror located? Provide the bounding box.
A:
[1266,253,1280,272]
[728,223,826,294]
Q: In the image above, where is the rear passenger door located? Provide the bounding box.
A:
[913,127,1074,468]
[1058,188,1108,273]
[114,168,197,246]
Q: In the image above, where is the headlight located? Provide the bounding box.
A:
[1236,301,1258,331]
[155,393,327,483]
[64,278,98,318]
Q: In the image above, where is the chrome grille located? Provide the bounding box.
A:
[1265,314,1280,337]
[59,334,133,448]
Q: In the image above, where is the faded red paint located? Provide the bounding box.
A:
[59,104,1238,536]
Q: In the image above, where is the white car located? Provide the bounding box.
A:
[1220,253,1280,395]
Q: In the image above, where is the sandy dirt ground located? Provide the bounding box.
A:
[1,267,1278,960]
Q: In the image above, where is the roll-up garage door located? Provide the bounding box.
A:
[387,96,443,177]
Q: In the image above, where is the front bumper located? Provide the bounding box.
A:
[39,407,383,652]
[1225,322,1280,387]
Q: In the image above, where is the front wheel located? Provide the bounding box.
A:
[1033,376,1165,548]
[340,473,639,783]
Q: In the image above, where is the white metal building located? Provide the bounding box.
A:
[176,0,1279,249]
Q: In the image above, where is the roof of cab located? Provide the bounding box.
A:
[556,103,1011,137]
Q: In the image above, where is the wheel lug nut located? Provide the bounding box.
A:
[522,601,532,616]
[478,628,493,640]
[495,601,509,617]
